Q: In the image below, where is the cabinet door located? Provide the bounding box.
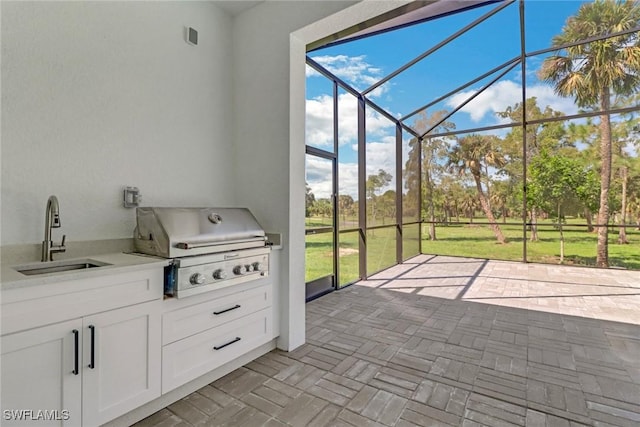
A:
[1,319,82,427]
[82,301,161,426]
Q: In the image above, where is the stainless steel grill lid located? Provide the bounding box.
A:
[134,207,266,258]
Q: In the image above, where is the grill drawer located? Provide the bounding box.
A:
[162,285,271,344]
[161,308,272,393]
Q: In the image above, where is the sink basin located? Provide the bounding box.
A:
[14,259,112,276]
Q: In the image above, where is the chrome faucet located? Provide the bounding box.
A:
[42,195,66,262]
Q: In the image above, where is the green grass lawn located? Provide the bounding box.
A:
[305,216,640,283]
[423,220,640,269]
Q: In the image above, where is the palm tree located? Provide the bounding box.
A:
[629,195,640,229]
[490,191,509,224]
[459,192,479,223]
[448,134,507,244]
[539,0,640,267]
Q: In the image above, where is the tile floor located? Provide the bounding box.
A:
[135,255,640,426]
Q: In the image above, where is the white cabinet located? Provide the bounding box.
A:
[162,284,271,344]
[82,301,161,426]
[161,283,273,393]
[2,268,163,336]
[1,260,278,426]
[1,267,163,427]
[1,319,82,427]
[1,301,161,427]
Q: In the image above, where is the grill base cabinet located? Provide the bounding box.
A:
[161,285,273,393]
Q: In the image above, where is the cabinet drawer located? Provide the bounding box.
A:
[162,285,271,344]
[2,269,163,336]
[162,308,272,393]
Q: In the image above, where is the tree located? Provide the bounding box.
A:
[337,194,355,227]
[539,0,640,267]
[529,151,598,263]
[439,176,466,223]
[448,134,507,243]
[490,189,508,224]
[612,119,632,243]
[498,97,569,241]
[460,191,479,223]
[404,110,455,240]
[612,97,640,243]
[366,169,392,227]
[310,198,332,224]
[305,182,315,218]
[629,195,640,229]
[565,119,600,232]
[379,190,397,224]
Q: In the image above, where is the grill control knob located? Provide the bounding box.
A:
[190,273,206,285]
[252,262,263,272]
[233,265,244,275]
[245,264,254,272]
[213,269,227,280]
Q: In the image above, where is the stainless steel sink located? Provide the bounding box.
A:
[14,259,112,276]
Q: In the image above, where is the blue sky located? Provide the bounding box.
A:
[305,1,589,199]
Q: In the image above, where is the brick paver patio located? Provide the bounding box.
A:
[135,255,640,426]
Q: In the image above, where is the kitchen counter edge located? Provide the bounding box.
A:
[1,252,169,291]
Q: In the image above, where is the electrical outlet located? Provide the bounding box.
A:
[123,186,141,208]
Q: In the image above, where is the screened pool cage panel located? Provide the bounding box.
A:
[305,0,640,283]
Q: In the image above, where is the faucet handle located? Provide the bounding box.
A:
[53,235,66,254]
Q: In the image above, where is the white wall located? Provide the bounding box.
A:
[1,1,235,245]
[233,0,411,350]
[233,0,415,350]
[232,0,359,350]
[1,0,410,352]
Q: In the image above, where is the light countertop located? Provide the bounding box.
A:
[1,252,169,291]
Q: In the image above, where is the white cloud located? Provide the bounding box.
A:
[445,80,578,124]
[338,162,359,199]
[305,156,333,199]
[308,54,389,97]
[365,138,397,195]
[366,138,396,175]
[529,84,579,116]
[306,93,397,148]
[305,94,334,147]
[305,54,400,149]
[305,138,402,200]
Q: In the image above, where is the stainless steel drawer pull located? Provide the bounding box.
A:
[213,337,241,350]
[213,304,241,315]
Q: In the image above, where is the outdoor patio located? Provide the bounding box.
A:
[136,255,640,426]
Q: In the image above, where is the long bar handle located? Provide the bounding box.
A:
[88,325,95,369]
[213,304,241,315]
[176,237,265,250]
[72,329,79,375]
[213,337,241,351]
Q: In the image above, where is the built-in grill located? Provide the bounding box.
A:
[134,207,270,298]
